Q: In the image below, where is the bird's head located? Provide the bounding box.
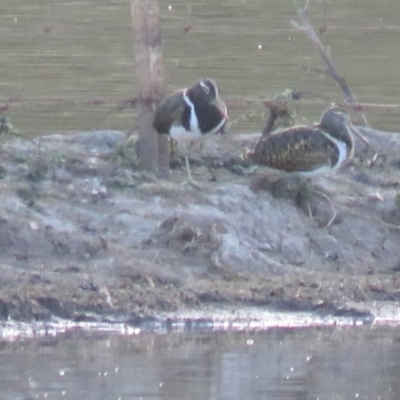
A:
[187,78,229,121]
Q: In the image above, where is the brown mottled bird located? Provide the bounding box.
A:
[153,78,228,187]
[252,108,367,176]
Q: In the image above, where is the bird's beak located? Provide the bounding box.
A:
[213,96,229,120]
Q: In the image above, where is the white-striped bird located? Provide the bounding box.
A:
[153,78,228,187]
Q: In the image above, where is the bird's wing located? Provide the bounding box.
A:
[253,127,337,172]
[153,90,187,134]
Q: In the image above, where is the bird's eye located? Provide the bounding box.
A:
[199,81,211,94]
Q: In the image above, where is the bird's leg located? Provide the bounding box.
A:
[183,155,201,188]
[182,142,201,189]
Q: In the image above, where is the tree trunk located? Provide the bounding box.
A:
[131,0,169,176]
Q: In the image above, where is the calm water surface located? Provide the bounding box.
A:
[0,326,399,400]
[1,0,400,136]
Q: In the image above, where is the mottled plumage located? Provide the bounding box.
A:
[252,108,358,176]
[153,78,228,186]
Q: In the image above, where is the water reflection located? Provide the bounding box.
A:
[0,327,399,399]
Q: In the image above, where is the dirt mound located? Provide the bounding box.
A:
[0,128,399,321]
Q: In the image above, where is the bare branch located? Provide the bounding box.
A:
[291,6,369,126]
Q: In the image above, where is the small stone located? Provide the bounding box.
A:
[29,221,39,231]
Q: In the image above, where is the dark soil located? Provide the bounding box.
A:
[0,126,399,323]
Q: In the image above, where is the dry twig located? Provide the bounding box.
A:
[291,5,369,127]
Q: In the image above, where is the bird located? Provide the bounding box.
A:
[153,78,228,187]
[251,107,367,176]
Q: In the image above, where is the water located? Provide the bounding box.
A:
[0,326,399,400]
[1,0,400,137]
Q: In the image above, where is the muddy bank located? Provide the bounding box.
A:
[0,127,399,322]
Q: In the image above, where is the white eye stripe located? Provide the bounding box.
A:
[199,80,210,94]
